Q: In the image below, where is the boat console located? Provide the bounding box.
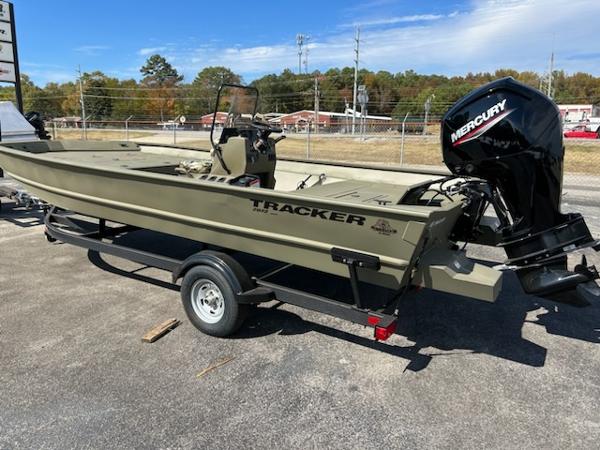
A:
[207,84,284,189]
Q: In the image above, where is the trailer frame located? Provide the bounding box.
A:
[44,206,403,341]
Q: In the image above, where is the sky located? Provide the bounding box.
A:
[9,0,600,86]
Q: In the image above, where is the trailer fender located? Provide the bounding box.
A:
[173,250,272,303]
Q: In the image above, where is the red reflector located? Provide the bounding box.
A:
[374,321,397,341]
[367,316,380,326]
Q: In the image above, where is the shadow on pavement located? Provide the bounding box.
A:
[0,201,45,228]
[88,250,180,292]
[72,229,600,372]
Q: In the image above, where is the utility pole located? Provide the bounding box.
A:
[546,51,554,98]
[314,76,319,134]
[344,97,350,133]
[358,85,368,139]
[423,94,434,136]
[351,26,360,135]
[296,34,305,75]
[77,65,87,139]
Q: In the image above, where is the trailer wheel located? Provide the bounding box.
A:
[181,266,248,337]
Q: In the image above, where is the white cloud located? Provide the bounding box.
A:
[126,0,600,83]
[138,46,167,56]
[342,13,446,28]
[24,68,74,85]
[74,45,109,55]
[183,0,600,78]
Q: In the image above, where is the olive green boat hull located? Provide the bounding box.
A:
[0,140,502,301]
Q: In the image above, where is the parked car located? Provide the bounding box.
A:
[564,124,600,139]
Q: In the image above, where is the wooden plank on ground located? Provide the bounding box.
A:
[142,318,180,343]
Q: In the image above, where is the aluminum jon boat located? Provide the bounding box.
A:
[1,79,599,338]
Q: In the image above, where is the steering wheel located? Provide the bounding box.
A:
[251,120,282,135]
[250,119,283,152]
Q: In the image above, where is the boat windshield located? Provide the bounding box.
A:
[210,83,259,151]
[217,84,258,128]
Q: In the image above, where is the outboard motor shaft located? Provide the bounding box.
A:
[442,77,600,302]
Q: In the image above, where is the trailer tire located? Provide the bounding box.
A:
[181,265,248,337]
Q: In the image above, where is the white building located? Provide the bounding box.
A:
[558,104,600,123]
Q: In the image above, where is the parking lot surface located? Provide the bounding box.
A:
[1,192,599,449]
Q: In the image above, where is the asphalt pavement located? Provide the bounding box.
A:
[1,178,599,449]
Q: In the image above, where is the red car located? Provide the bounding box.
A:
[564,124,600,139]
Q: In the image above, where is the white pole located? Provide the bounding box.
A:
[77,66,87,140]
[125,115,133,141]
[547,51,554,98]
[314,76,319,134]
[344,98,349,133]
[351,26,360,135]
[400,112,409,166]
[422,95,434,136]
[306,119,311,159]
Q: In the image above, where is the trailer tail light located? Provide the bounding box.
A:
[367,315,380,326]
[374,320,397,341]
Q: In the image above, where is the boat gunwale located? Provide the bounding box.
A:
[0,143,460,219]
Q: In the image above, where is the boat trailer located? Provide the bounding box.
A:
[44,207,403,341]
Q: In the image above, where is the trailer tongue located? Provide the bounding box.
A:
[441,77,600,302]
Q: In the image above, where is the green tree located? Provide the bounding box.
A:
[20,74,44,113]
[140,54,183,120]
[140,54,183,85]
[190,66,241,114]
[110,78,143,119]
[82,71,115,119]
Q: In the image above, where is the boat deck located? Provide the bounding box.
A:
[32,144,446,199]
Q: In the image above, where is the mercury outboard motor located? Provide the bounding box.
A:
[442,77,600,303]
[25,111,51,140]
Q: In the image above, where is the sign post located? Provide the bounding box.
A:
[0,1,22,112]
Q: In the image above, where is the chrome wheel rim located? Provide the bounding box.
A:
[191,279,225,324]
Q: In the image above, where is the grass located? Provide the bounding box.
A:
[277,136,443,166]
[562,141,600,173]
[52,129,152,141]
[50,128,600,174]
[278,136,600,174]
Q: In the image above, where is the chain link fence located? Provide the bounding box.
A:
[45,117,600,174]
[38,116,600,238]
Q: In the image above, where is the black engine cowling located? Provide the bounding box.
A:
[442,77,565,236]
[442,77,599,301]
